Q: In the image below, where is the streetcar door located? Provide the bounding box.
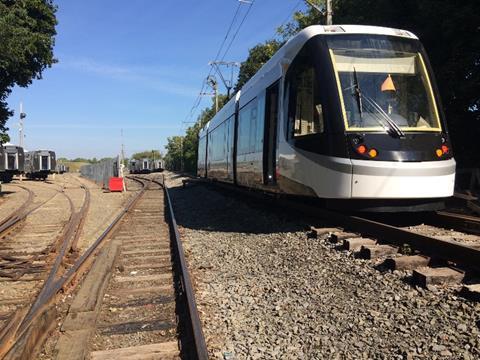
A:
[263,81,279,185]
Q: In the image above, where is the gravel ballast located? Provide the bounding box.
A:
[167,176,480,359]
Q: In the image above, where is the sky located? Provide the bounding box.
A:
[5,0,308,159]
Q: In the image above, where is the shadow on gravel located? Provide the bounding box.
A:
[168,183,311,235]
[359,212,432,227]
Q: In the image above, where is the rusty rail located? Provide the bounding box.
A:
[189,177,480,273]
[0,176,147,359]
[0,185,35,236]
[433,211,480,235]
[161,176,209,360]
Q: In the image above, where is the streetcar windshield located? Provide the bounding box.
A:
[328,36,441,132]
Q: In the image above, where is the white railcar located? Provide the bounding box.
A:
[197,25,455,211]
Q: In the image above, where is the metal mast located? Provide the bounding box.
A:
[208,61,240,98]
[208,75,218,113]
[305,0,333,25]
[19,102,26,148]
[326,0,332,25]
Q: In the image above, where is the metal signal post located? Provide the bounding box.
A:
[18,102,27,148]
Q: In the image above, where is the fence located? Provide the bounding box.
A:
[80,157,120,189]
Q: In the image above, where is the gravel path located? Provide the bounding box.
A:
[167,175,480,359]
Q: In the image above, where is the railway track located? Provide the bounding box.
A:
[430,210,480,235]
[0,176,206,359]
[184,177,480,296]
[0,177,90,358]
[0,185,35,235]
[277,198,480,292]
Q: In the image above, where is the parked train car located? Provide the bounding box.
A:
[25,150,56,180]
[197,25,455,212]
[55,163,69,174]
[128,158,152,174]
[151,159,164,172]
[128,159,137,174]
[0,144,25,183]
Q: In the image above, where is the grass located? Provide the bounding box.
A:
[61,161,90,172]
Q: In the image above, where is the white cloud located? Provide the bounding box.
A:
[56,56,201,97]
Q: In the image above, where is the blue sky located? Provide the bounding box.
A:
[5,0,307,159]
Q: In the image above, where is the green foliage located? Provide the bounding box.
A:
[165,95,228,173]
[68,157,94,163]
[0,132,10,144]
[235,40,283,92]
[131,150,162,160]
[171,0,479,172]
[277,1,323,40]
[278,0,480,166]
[0,0,57,138]
[164,135,183,171]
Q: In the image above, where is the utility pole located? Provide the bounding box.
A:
[208,61,240,98]
[120,128,126,191]
[19,102,26,148]
[326,0,332,25]
[180,137,184,173]
[305,0,333,25]
[120,128,125,164]
[207,75,218,113]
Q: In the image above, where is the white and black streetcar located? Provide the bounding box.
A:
[197,25,455,212]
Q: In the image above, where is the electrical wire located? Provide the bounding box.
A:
[220,0,255,61]
[276,0,303,36]
[184,2,246,125]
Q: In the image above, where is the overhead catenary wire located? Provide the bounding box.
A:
[220,0,255,62]
[184,0,300,127]
[275,0,303,37]
[184,1,247,125]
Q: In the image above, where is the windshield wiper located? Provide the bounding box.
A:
[352,67,363,118]
[362,95,406,138]
[347,69,405,138]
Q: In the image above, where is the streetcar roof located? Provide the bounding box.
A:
[201,25,418,133]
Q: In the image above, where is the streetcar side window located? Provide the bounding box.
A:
[238,98,260,154]
[209,122,226,161]
[288,55,325,138]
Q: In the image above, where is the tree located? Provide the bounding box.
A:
[164,95,228,173]
[131,150,162,160]
[0,133,9,144]
[0,0,57,138]
[164,136,183,171]
[278,0,480,166]
[235,40,282,92]
[277,1,323,40]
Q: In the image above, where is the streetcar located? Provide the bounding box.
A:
[197,25,455,211]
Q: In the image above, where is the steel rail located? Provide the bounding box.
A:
[186,177,480,273]
[272,199,480,272]
[0,183,68,238]
[433,210,480,234]
[20,176,147,331]
[161,176,209,360]
[0,176,147,359]
[0,185,35,235]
